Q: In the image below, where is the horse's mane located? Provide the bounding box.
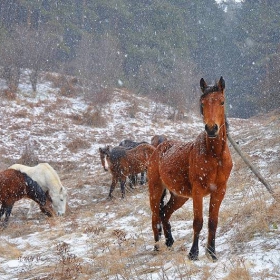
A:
[22,172,47,205]
[110,147,127,160]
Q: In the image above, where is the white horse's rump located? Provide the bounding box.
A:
[9,163,67,217]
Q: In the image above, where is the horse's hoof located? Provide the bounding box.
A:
[188,252,199,261]
[154,242,160,251]
[165,238,174,247]
[206,249,218,262]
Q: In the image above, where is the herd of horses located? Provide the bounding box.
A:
[1,77,232,262]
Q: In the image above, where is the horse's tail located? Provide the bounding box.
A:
[22,173,47,206]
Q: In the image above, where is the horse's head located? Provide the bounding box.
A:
[99,146,110,171]
[50,187,67,216]
[200,77,226,138]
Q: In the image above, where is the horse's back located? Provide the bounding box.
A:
[9,163,63,192]
[0,169,26,201]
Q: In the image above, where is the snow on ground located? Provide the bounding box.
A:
[0,71,279,279]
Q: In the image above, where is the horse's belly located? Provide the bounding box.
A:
[159,159,191,197]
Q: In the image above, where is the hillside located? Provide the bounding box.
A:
[0,72,279,280]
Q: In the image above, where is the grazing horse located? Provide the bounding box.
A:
[99,143,155,198]
[119,139,148,148]
[0,169,54,228]
[8,163,67,218]
[151,135,168,147]
[119,139,148,185]
[148,77,232,261]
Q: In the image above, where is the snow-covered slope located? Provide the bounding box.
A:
[0,72,279,279]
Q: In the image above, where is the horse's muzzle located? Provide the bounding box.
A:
[205,124,219,138]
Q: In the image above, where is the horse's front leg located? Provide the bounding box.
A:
[189,194,203,261]
[108,177,118,199]
[206,188,226,262]
[120,175,127,198]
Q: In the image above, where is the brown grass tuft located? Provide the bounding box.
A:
[2,89,17,100]
[81,107,107,127]
[90,88,113,105]
[66,137,91,153]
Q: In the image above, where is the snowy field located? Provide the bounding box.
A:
[0,72,279,279]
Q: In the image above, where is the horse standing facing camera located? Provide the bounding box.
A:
[148,77,232,261]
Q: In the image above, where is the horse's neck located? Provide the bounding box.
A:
[205,126,227,157]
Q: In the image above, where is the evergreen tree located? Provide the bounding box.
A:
[234,0,280,116]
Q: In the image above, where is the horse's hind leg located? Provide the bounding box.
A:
[0,205,4,220]
[128,174,136,188]
[1,205,13,228]
[149,182,165,251]
[161,192,188,247]
[140,172,145,185]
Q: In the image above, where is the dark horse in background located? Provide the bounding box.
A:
[151,135,167,148]
[148,77,232,261]
[119,139,148,185]
[0,169,54,228]
[99,143,155,198]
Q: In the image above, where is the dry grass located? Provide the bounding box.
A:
[66,137,91,153]
[45,73,79,97]
[0,80,279,279]
[1,89,17,100]
[79,107,107,127]
[90,88,113,105]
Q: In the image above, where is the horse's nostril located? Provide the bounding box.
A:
[214,124,218,131]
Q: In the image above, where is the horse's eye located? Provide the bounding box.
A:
[221,101,224,105]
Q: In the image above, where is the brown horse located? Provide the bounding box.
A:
[0,169,54,228]
[151,135,168,148]
[148,77,232,261]
[119,139,149,185]
[99,143,155,198]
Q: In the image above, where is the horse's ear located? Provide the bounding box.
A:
[45,190,52,202]
[218,76,225,90]
[200,78,207,92]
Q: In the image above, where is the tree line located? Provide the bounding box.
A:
[0,0,279,118]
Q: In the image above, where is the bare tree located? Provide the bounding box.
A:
[0,24,60,92]
[0,28,24,92]
[19,25,60,92]
[74,33,124,98]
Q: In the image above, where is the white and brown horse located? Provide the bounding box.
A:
[9,163,67,218]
